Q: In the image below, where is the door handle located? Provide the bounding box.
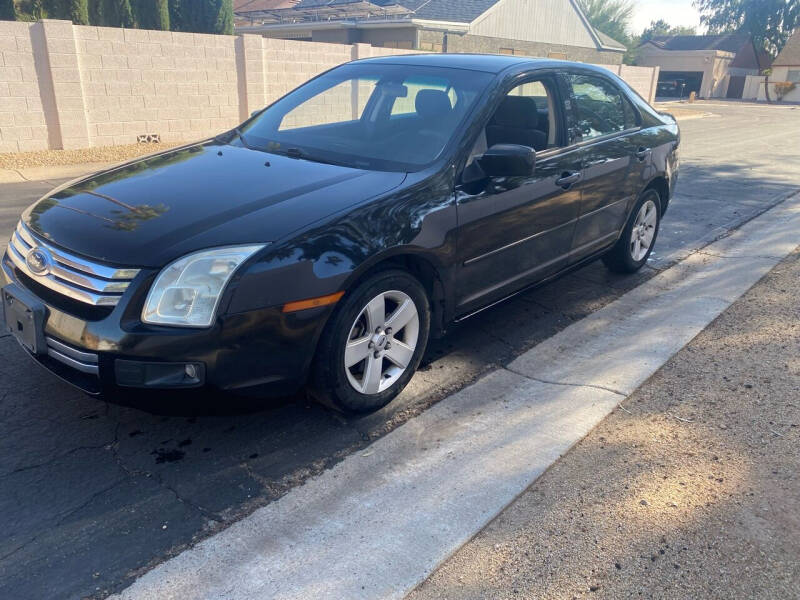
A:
[635,147,651,161]
[556,171,582,188]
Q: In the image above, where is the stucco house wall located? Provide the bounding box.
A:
[636,46,735,98]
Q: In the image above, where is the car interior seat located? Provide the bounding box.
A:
[486,95,547,151]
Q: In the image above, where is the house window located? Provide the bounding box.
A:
[499,48,515,55]
[787,70,800,83]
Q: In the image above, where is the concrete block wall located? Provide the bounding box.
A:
[0,20,658,152]
[75,25,240,147]
[0,21,49,152]
[591,64,660,103]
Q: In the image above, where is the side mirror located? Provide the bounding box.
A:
[478,144,536,177]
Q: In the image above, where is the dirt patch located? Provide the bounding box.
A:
[0,143,181,170]
[410,249,800,599]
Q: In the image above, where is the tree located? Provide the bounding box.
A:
[640,19,697,43]
[695,0,800,57]
[26,0,45,19]
[134,0,169,30]
[92,0,134,27]
[0,0,17,20]
[578,0,635,48]
[177,0,233,34]
[69,0,88,24]
[211,0,233,35]
[168,0,185,31]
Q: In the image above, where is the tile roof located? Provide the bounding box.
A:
[644,33,750,53]
[294,0,501,23]
[269,0,627,51]
[234,0,297,11]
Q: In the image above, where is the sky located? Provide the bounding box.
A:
[629,0,704,36]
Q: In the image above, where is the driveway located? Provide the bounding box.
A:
[1,101,799,599]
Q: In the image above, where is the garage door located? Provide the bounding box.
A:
[657,71,703,98]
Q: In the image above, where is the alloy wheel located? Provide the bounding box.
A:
[344,290,420,395]
[630,199,658,261]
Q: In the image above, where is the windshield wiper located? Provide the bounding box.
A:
[215,127,249,148]
[233,127,249,147]
[280,147,347,167]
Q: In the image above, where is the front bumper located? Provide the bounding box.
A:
[2,251,328,399]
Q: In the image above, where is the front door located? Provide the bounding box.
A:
[454,75,583,314]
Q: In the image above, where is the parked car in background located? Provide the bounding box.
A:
[2,54,679,413]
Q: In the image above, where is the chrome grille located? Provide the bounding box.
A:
[7,221,140,307]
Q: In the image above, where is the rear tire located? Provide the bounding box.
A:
[602,189,661,273]
[310,269,430,413]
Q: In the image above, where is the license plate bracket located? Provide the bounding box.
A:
[2,284,47,355]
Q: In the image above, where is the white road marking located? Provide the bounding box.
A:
[110,194,800,600]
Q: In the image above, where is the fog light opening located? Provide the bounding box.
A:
[115,360,206,388]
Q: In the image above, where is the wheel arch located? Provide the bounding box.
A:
[343,249,451,338]
[643,175,670,215]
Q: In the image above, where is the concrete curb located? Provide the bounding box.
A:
[109,194,800,600]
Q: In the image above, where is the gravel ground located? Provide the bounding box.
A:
[409,248,800,600]
[0,142,180,170]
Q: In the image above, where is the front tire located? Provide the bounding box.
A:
[603,189,661,273]
[310,269,430,413]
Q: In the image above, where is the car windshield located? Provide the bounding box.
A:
[237,63,494,172]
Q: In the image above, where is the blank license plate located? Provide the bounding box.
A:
[2,284,47,355]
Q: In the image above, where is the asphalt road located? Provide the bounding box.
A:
[1,101,799,600]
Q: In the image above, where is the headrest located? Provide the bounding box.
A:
[491,96,540,128]
[416,89,453,119]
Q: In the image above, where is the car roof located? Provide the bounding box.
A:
[351,53,609,75]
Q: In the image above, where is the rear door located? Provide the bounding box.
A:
[564,71,643,260]
[454,73,583,314]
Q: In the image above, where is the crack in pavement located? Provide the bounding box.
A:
[0,440,115,479]
[502,366,627,397]
[106,422,225,525]
[694,249,784,261]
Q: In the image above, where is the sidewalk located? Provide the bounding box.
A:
[409,249,800,599]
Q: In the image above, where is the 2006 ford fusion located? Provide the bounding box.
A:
[2,54,678,413]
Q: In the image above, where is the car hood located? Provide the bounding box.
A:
[22,142,407,267]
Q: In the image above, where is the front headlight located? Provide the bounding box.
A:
[142,245,265,328]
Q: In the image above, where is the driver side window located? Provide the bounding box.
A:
[568,74,627,140]
[484,79,560,152]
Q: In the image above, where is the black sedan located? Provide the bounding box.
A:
[2,54,679,413]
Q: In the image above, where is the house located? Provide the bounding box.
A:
[636,33,768,99]
[234,0,628,64]
[766,29,800,101]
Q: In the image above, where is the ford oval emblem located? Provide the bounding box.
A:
[26,247,52,276]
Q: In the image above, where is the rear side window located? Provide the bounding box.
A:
[567,73,628,140]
